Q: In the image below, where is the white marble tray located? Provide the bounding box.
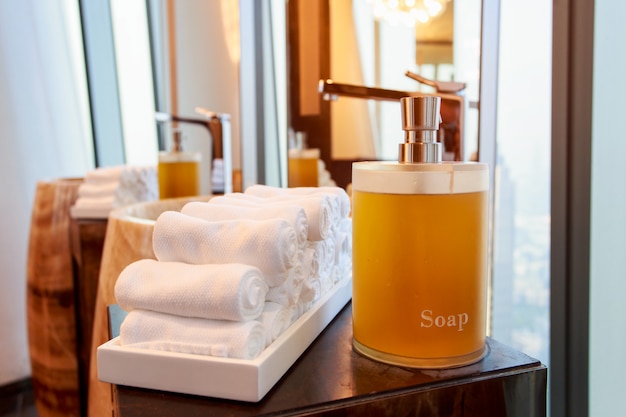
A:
[97,275,352,402]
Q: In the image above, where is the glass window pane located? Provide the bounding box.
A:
[490,0,552,371]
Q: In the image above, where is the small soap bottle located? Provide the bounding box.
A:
[351,96,490,368]
[288,131,320,187]
[158,129,202,199]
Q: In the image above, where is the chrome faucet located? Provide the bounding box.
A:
[318,72,466,161]
[155,108,232,193]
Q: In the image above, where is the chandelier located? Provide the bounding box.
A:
[369,0,450,27]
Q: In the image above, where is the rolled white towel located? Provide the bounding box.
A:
[265,265,304,307]
[333,230,351,264]
[316,186,351,218]
[319,270,334,297]
[181,201,309,248]
[257,302,292,345]
[296,299,313,319]
[119,309,268,359]
[263,270,290,289]
[152,211,298,280]
[317,160,336,187]
[245,184,351,220]
[212,193,332,241]
[245,185,339,224]
[339,216,352,233]
[302,246,322,280]
[322,238,336,278]
[299,278,321,304]
[115,259,268,322]
[307,240,334,279]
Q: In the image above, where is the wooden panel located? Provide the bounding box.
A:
[27,179,82,417]
[69,218,108,417]
[288,0,333,180]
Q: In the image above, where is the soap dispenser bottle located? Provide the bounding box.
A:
[288,131,320,187]
[351,96,490,368]
[158,129,202,199]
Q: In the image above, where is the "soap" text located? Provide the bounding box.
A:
[420,309,469,331]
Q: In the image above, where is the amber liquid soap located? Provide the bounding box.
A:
[288,148,319,187]
[352,186,488,365]
[158,159,200,199]
[158,130,201,199]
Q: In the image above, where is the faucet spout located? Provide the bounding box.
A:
[155,111,226,159]
[404,71,466,94]
[318,79,466,161]
[318,79,413,102]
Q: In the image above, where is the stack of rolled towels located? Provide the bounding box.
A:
[115,184,352,360]
[72,165,158,217]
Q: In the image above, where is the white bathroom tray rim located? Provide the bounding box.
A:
[97,275,352,402]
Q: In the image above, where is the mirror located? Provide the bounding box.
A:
[145,0,482,191]
[287,0,482,188]
[148,0,288,192]
[147,0,242,194]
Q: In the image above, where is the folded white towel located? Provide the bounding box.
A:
[152,211,298,279]
[73,165,158,218]
[115,259,268,322]
[84,165,124,184]
[181,201,309,248]
[119,309,268,359]
[78,181,119,198]
[257,302,292,345]
[211,193,332,241]
[116,165,158,206]
[73,195,116,208]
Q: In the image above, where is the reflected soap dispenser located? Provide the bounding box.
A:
[288,131,320,187]
[351,96,490,368]
[157,129,202,199]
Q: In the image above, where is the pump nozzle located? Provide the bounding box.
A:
[171,129,183,152]
[399,96,442,163]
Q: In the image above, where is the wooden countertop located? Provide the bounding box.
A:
[113,303,547,417]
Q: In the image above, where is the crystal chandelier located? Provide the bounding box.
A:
[369,0,450,27]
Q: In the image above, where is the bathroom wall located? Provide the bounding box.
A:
[0,1,94,385]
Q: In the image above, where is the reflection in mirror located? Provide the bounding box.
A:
[287,0,481,188]
[147,0,241,194]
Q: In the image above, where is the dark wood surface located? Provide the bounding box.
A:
[69,217,108,417]
[114,303,547,417]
